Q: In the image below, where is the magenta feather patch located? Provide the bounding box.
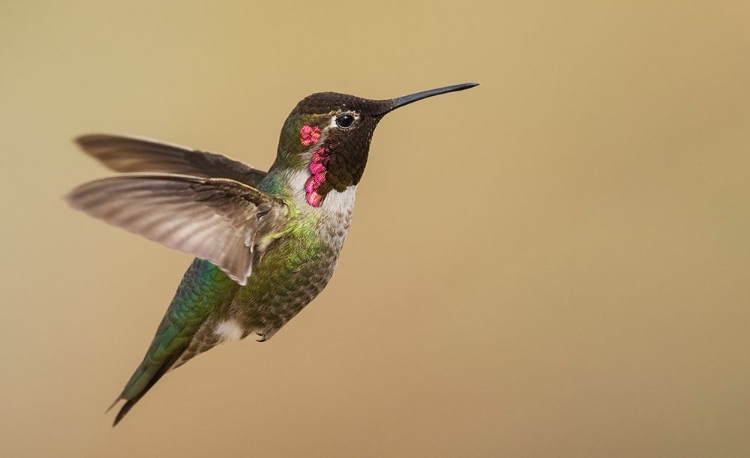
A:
[300,125,321,146]
[305,146,331,207]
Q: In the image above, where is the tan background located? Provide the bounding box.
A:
[2,1,749,457]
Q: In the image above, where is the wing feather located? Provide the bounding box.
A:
[76,134,267,187]
[66,174,287,285]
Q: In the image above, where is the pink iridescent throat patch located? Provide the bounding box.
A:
[300,125,328,207]
[305,147,331,207]
[300,125,321,146]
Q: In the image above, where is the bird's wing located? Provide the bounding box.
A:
[76,134,268,187]
[66,173,288,285]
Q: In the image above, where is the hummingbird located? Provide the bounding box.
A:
[67,83,478,426]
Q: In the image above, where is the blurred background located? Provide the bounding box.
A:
[2,1,749,457]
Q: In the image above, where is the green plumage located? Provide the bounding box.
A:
[67,83,477,426]
[113,259,238,425]
[112,199,337,426]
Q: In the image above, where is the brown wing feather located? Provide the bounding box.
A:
[66,173,287,285]
[76,134,267,187]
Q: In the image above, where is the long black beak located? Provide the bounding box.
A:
[386,83,478,112]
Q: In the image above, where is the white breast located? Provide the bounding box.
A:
[286,169,357,248]
[321,185,357,217]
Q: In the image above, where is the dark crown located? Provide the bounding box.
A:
[292,92,392,117]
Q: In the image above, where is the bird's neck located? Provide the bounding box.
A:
[260,167,358,219]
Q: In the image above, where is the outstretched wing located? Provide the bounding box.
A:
[76,134,268,187]
[66,173,287,285]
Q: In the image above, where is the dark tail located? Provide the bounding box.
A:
[107,258,237,426]
[111,345,187,427]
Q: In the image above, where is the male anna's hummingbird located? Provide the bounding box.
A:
[67,83,478,425]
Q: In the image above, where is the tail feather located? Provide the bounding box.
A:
[107,258,238,426]
[106,397,120,414]
[112,345,188,427]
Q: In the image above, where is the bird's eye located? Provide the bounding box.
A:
[335,114,355,128]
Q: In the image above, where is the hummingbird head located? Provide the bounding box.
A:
[273,83,478,207]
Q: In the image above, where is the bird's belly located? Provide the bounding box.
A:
[227,184,355,340]
[228,234,342,338]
